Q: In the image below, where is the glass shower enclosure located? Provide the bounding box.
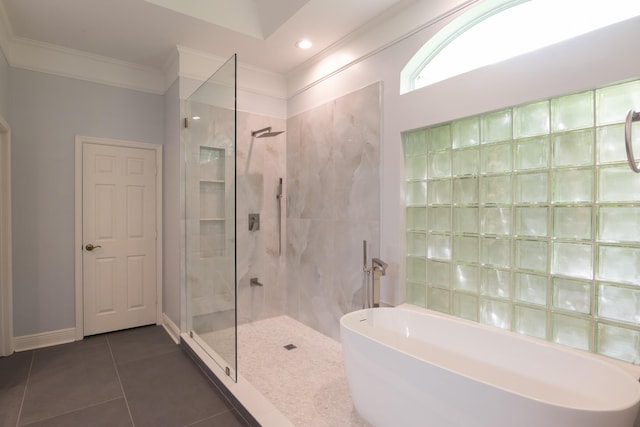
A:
[184,55,237,381]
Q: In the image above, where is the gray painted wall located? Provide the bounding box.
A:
[0,51,8,120]
[9,68,164,336]
[163,78,181,328]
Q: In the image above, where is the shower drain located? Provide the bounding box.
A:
[283,344,297,350]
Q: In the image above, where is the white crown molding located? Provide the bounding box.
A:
[162,47,180,91]
[175,45,231,83]
[286,0,477,97]
[8,36,166,94]
[176,45,287,100]
[0,0,474,101]
[0,33,286,99]
[0,0,167,94]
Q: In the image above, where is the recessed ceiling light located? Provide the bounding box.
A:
[192,116,201,120]
[296,39,312,49]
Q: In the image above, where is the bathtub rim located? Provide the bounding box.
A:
[340,304,640,414]
[396,303,640,379]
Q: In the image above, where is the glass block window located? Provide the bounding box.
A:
[403,79,640,364]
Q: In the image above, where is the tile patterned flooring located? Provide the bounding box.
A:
[1,317,372,427]
[0,326,250,427]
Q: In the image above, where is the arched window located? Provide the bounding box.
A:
[400,0,640,94]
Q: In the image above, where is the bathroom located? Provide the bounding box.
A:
[3,0,640,425]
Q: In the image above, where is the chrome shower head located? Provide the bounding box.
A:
[251,126,285,138]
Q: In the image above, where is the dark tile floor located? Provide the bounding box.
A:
[0,325,252,427]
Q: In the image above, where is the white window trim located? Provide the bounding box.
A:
[401,0,640,94]
[400,0,524,94]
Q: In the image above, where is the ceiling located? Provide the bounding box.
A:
[1,0,407,75]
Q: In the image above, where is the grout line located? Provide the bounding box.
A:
[105,334,136,427]
[189,358,254,425]
[181,343,258,427]
[182,415,216,427]
[19,398,125,426]
[181,409,241,427]
[15,350,35,427]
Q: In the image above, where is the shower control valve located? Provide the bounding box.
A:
[250,278,264,287]
[248,213,260,231]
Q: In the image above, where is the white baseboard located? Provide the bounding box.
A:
[13,328,77,352]
[13,317,181,352]
[162,313,180,344]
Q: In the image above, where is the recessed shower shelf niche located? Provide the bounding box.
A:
[199,181,225,218]
[200,146,225,180]
[199,146,226,257]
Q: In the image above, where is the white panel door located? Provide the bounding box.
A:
[83,142,157,335]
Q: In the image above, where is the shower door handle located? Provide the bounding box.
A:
[85,243,102,251]
[625,109,640,173]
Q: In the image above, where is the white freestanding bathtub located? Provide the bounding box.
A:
[340,305,640,427]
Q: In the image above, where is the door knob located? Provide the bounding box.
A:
[85,243,102,251]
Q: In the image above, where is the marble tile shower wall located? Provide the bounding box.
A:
[287,83,381,340]
[404,79,640,363]
[185,107,287,327]
[236,112,287,325]
[186,105,236,321]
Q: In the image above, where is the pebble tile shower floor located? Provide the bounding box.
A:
[201,316,372,427]
[0,326,249,427]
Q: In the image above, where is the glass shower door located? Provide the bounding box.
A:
[185,55,237,381]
